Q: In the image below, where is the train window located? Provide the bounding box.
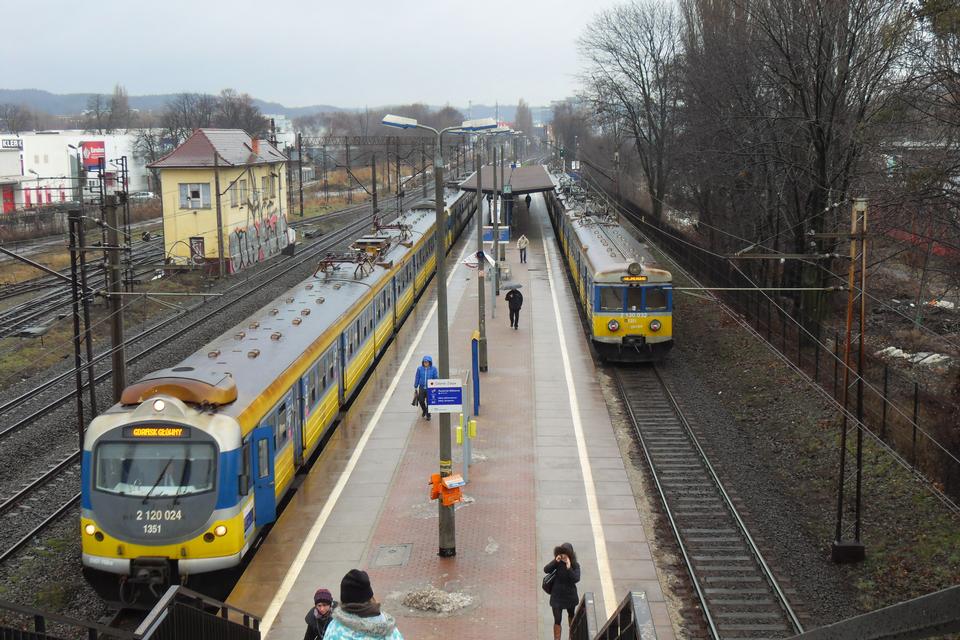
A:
[277,403,288,445]
[599,287,624,312]
[94,441,216,497]
[645,287,669,312]
[310,369,318,405]
[257,440,269,478]
[626,288,644,311]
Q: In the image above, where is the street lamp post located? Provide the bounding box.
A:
[382,114,496,558]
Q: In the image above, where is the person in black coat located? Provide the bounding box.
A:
[505,288,523,329]
[304,588,337,640]
[544,542,580,640]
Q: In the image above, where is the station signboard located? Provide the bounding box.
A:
[427,379,463,414]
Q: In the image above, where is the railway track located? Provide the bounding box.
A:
[0,195,428,567]
[614,365,803,640]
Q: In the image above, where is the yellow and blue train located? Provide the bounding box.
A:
[545,175,673,361]
[80,190,475,603]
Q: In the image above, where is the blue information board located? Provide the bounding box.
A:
[427,379,463,414]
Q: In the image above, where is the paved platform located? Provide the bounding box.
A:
[227,195,676,639]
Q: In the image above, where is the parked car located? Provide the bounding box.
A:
[129,191,158,201]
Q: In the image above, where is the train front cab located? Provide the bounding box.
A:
[81,395,253,603]
[590,281,673,362]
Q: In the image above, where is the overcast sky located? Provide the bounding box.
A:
[2,0,623,109]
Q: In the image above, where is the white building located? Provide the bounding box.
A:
[0,130,151,212]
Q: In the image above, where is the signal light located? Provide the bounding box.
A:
[607,320,620,332]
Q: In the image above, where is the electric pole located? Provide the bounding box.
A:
[104,195,126,401]
[371,153,378,214]
[475,143,487,371]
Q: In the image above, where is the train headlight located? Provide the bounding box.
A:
[152,399,165,412]
[214,525,228,537]
[84,524,96,536]
[649,319,662,332]
[628,262,642,275]
[607,319,620,332]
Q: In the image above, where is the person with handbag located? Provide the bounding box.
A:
[543,542,580,639]
[412,355,438,421]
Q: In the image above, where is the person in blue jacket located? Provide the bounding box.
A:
[413,355,438,421]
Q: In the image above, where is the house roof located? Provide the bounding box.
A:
[147,128,287,169]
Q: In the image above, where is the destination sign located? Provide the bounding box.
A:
[123,426,191,438]
[621,275,648,282]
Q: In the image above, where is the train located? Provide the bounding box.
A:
[544,174,673,361]
[80,188,476,604]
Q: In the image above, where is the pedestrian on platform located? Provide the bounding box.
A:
[516,234,529,263]
[505,288,524,329]
[303,588,337,640]
[323,569,404,640]
[413,355,438,421]
[544,543,581,640]
[525,193,532,209]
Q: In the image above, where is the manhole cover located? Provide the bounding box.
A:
[372,544,412,567]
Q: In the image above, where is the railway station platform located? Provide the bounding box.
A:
[227,195,676,639]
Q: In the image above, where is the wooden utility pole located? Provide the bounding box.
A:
[345,143,352,204]
[214,152,225,278]
[297,132,305,217]
[832,198,868,563]
[371,153,378,214]
[104,195,126,401]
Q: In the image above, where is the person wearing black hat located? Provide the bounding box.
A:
[322,569,404,640]
[303,587,337,640]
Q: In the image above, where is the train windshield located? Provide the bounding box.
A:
[94,442,217,497]
[644,287,669,312]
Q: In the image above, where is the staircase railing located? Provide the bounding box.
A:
[0,598,134,639]
[135,586,259,640]
[570,592,599,640]
[592,591,656,640]
[786,585,960,640]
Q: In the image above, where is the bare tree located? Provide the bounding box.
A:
[108,84,134,131]
[215,89,268,136]
[0,104,32,133]
[85,94,111,134]
[514,99,534,137]
[579,0,684,219]
[162,93,217,145]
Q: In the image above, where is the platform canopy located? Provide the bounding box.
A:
[459,164,554,196]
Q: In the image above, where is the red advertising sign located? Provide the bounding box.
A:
[81,141,105,171]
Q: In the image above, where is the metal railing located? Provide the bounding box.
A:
[570,592,599,640]
[593,592,657,640]
[0,598,134,639]
[135,586,259,640]
[787,585,960,640]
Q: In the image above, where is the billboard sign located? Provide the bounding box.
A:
[1,139,23,150]
[81,141,106,171]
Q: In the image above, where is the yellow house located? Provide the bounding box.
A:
[149,128,290,273]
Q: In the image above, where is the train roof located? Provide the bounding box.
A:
[551,174,671,281]
[115,189,468,429]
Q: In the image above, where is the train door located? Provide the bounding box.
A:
[293,382,305,467]
[251,426,276,527]
[391,276,398,334]
[337,333,347,405]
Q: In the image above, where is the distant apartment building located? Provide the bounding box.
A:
[148,128,290,273]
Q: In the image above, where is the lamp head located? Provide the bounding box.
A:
[382,114,418,129]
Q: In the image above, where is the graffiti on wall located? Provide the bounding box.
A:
[228,212,290,273]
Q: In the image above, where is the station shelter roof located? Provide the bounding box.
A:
[148,128,287,169]
[459,164,554,196]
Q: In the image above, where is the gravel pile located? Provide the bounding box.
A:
[401,586,474,614]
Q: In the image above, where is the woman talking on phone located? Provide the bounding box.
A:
[543,542,580,639]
